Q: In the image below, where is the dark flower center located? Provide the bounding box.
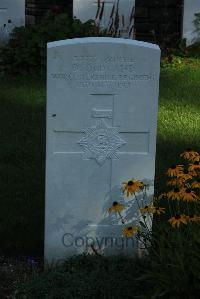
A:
[184,170,189,174]
[174,188,180,193]
[186,189,191,193]
[189,215,194,219]
[194,161,199,165]
[186,148,192,152]
[175,215,181,220]
[127,227,133,231]
[144,205,148,209]
[113,201,118,206]
[128,180,134,186]
[171,165,176,169]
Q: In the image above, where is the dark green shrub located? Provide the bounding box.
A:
[139,222,200,299]
[186,42,200,58]
[0,13,99,76]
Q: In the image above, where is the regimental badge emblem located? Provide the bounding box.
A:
[78,120,126,165]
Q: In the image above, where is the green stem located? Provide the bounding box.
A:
[118,211,125,225]
[134,194,152,233]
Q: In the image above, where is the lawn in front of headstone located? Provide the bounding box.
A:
[0,58,199,297]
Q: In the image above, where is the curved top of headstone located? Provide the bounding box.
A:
[47,37,160,51]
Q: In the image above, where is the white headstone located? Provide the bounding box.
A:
[182,0,200,46]
[0,0,25,43]
[73,0,135,38]
[45,37,160,262]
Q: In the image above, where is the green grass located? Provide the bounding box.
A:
[0,61,200,255]
[156,63,200,187]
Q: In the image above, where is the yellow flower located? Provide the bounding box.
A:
[181,189,198,202]
[140,205,165,215]
[166,164,183,177]
[123,226,138,237]
[192,155,200,162]
[122,179,144,196]
[154,207,166,215]
[191,179,200,189]
[177,170,195,180]
[140,205,155,214]
[167,188,183,200]
[188,161,200,172]
[180,149,199,161]
[167,177,185,187]
[158,193,167,200]
[188,215,200,222]
[108,201,124,213]
[168,215,187,228]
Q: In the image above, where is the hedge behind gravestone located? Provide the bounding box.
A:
[0,13,99,76]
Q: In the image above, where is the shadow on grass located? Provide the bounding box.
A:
[0,87,45,255]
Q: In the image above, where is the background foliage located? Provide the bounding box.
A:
[0,11,200,76]
[0,13,99,76]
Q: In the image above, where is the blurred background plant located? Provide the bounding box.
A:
[0,13,99,76]
[0,7,200,77]
[94,0,135,38]
[0,0,136,77]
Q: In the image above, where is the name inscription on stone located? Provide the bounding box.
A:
[50,55,157,89]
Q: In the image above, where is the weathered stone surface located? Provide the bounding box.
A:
[45,37,160,262]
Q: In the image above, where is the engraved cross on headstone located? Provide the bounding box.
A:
[53,94,150,190]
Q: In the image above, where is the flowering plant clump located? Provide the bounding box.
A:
[107,149,200,247]
[108,178,151,240]
[107,176,167,248]
[163,149,200,227]
[107,148,200,297]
